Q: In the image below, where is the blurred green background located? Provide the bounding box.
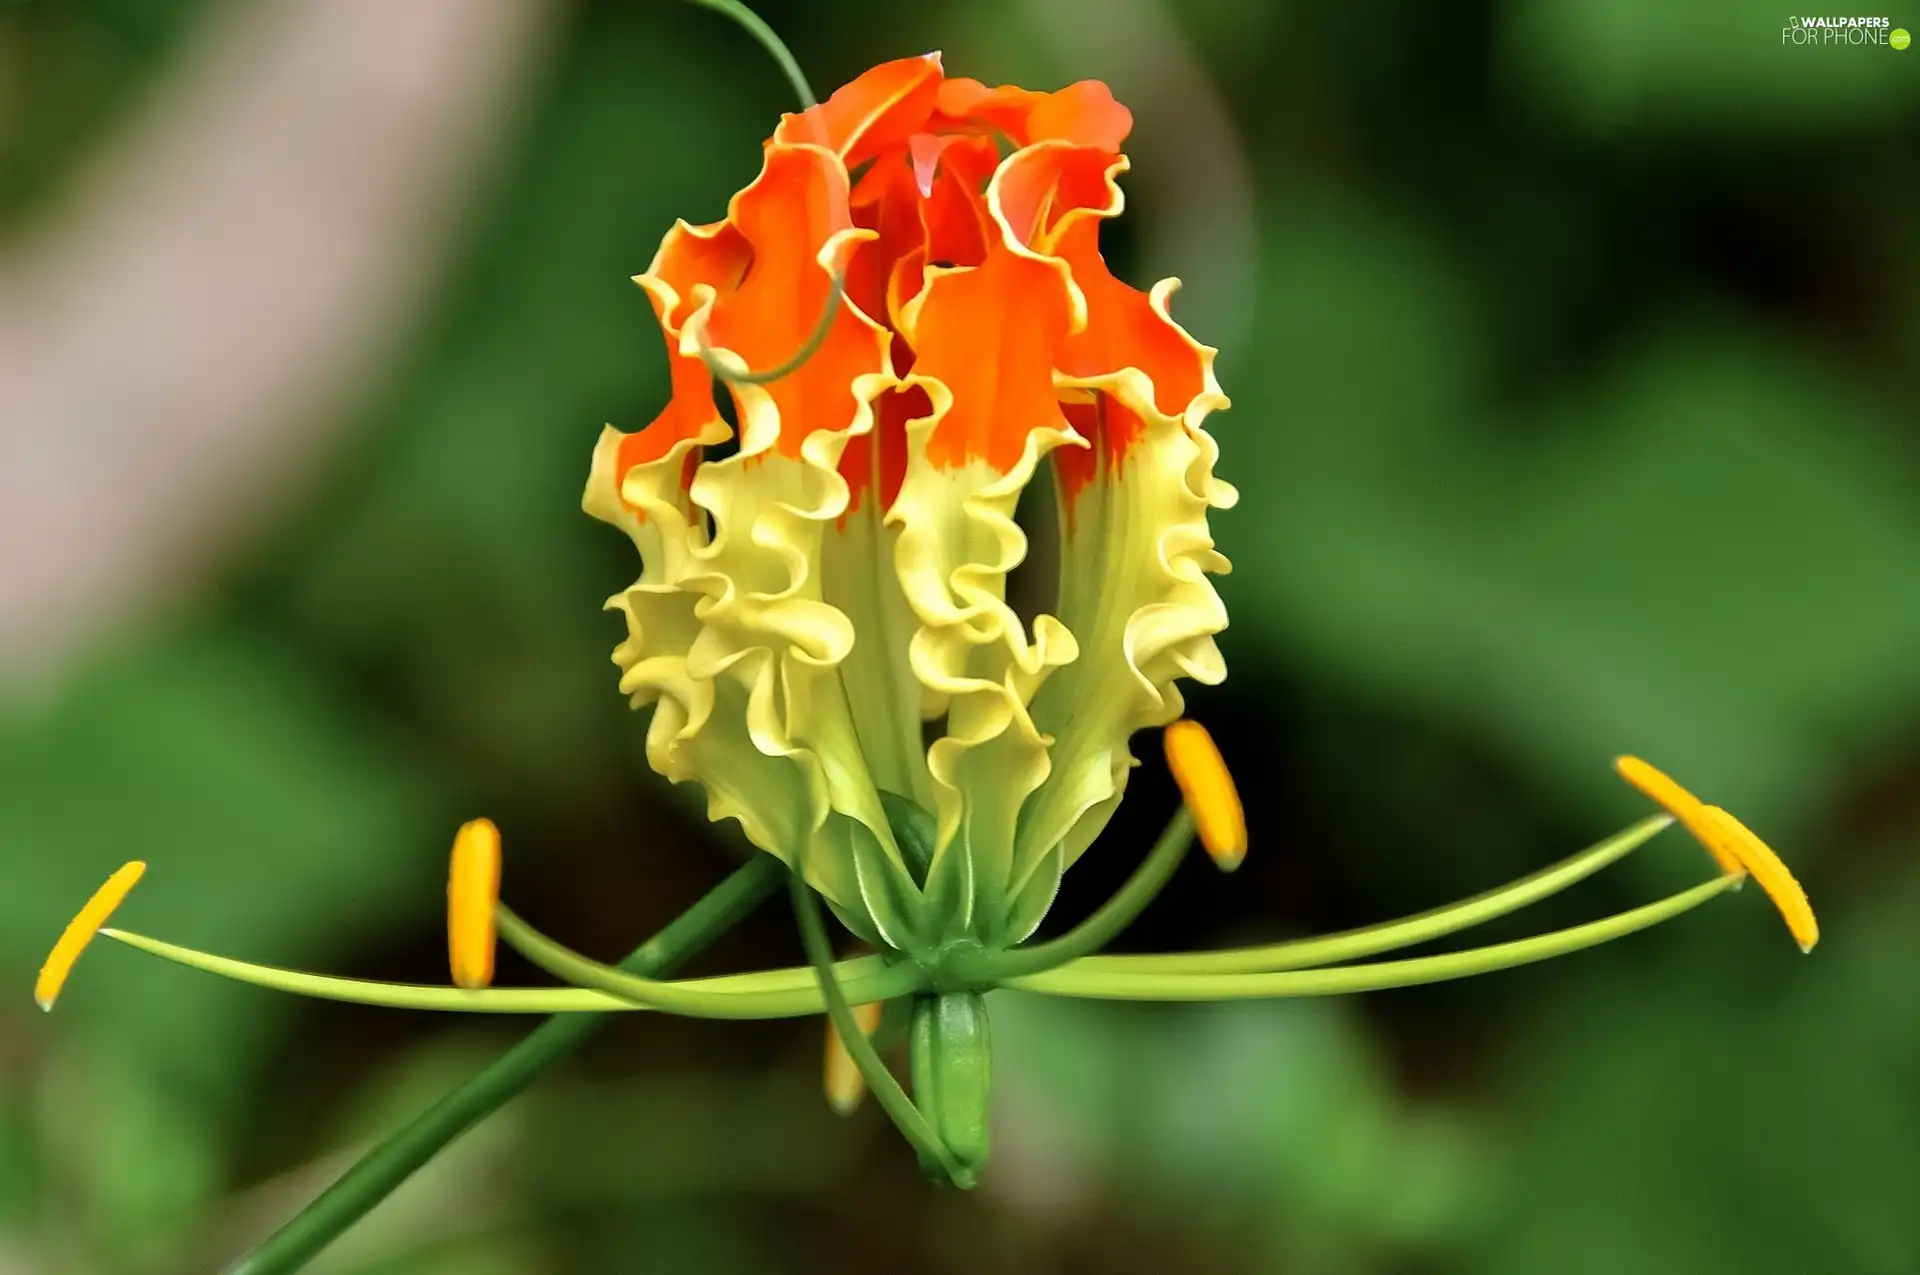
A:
[2,0,1917,1271]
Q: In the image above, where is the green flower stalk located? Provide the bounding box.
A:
[30,3,1819,1270]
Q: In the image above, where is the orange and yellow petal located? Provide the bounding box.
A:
[1026,80,1133,151]
[899,246,1079,473]
[775,53,943,165]
[928,77,1131,152]
[36,861,146,1011]
[928,77,1044,139]
[704,145,893,455]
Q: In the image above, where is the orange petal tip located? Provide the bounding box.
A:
[448,819,502,991]
[1164,720,1247,871]
[36,861,147,1011]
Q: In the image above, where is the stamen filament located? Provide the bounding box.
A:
[1009,873,1741,1001]
[1074,814,1673,976]
[789,869,964,1181]
[496,903,926,1018]
[960,807,1196,982]
[99,927,898,1017]
[826,999,887,1115]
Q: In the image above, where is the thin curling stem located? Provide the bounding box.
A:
[1011,873,1742,1001]
[225,855,784,1275]
[697,284,847,387]
[960,807,1197,983]
[682,0,845,387]
[787,867,964,1182]
[496,902,923,1017]
[686,0,817,107]
[1076,814,1673,977]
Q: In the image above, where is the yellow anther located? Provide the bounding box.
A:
[1613,756,1744,876]
[447,819,502,990]
[1164,719,1247,871]
[36,861,146,1011]
[824,999,886,1115]
[1702,806,1819,953]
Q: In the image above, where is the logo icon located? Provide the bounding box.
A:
[1893,26,1912,47]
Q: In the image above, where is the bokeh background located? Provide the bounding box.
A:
[3,0,1918,1271]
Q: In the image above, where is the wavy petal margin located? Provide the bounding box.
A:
[587,144,920,924]
[589,64,1232,951]
[1003,147,1237,899]
[887,149,1093,927]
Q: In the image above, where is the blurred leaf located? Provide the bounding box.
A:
[30,1038,223,1271]
[1222,190,1920,837]
[991,993,1495,1263]
[1501,0,1920,133]
[1478,875,1920,1275]
[0,0,214,221]
[279,3,775,804]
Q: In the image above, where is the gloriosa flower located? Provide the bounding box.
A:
[35,53,1816,1205]
[582,52,1235,964]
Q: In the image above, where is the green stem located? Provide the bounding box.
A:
[1011,873,1741,1001]
[225,855,782,1275]
[496,903,923,1017]
[228,6,823,1271]
[788,868,963,1180]
[697,284,846,387]
[683,0,844,389]
[1074,814,1672,977]
[959,807,1195,982]
[685,0,817,107]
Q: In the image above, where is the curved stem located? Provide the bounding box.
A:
[227,855,782,1275]
[1076,814,1673,977]
[1011,873,1741,1001]
[958,807,1195,983]
[686,0,817,107]
[696,284,846,386]
[682,0,843,389]
[496,903,922,1018]
[788,868,962,1180]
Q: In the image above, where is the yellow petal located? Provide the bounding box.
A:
[36,861,146,1011]
[1702,806,1818,953]
[1612,756,1744,876]
[1004,152,1234,891]
[586,192,910,928]
[448,819,501,990]
[824,999,887,1115]
[1163,720,1247,870]
[889,402,1082,942]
